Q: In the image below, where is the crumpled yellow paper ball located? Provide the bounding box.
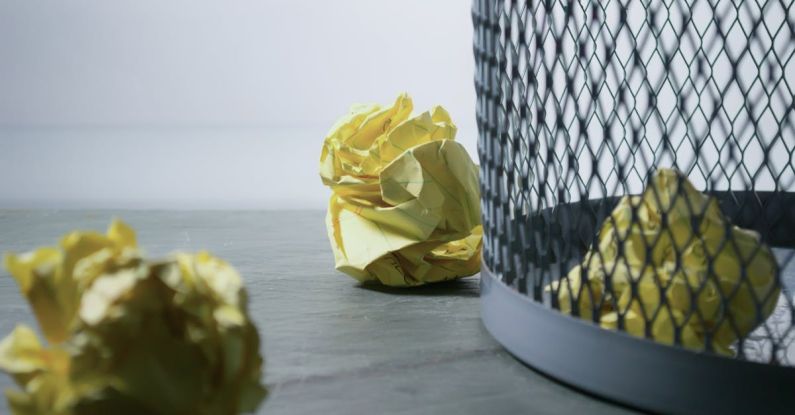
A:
[0,220,267,415]
[320,93,482,287]
[548,168,780,354]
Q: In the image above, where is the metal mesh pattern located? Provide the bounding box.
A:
[474,0,795,364]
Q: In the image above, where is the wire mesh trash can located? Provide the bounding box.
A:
[473,0,795,413]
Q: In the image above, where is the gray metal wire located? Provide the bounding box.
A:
[474,0,795,365]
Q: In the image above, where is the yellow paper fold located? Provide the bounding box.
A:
[320,93,482,286]
[0,220,267,415]
[548,169,779,354]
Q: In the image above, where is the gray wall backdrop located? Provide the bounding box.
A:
[0,0,477,209]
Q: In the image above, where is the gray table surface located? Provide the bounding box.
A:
[0,210,638,414]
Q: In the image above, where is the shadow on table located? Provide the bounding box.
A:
[356,275,480,298]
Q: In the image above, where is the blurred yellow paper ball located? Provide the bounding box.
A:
[0,220,267,415]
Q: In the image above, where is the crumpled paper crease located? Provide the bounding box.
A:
[320,93,482,286]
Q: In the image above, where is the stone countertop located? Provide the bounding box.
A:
[0,210,636,415]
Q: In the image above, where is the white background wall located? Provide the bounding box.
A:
[0,0,477,209]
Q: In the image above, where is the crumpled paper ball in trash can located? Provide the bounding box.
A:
[320,93,482,287]
[548,168,779,354]
[0,219,267,415]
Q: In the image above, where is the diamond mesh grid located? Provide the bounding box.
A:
[474,0,795,364]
